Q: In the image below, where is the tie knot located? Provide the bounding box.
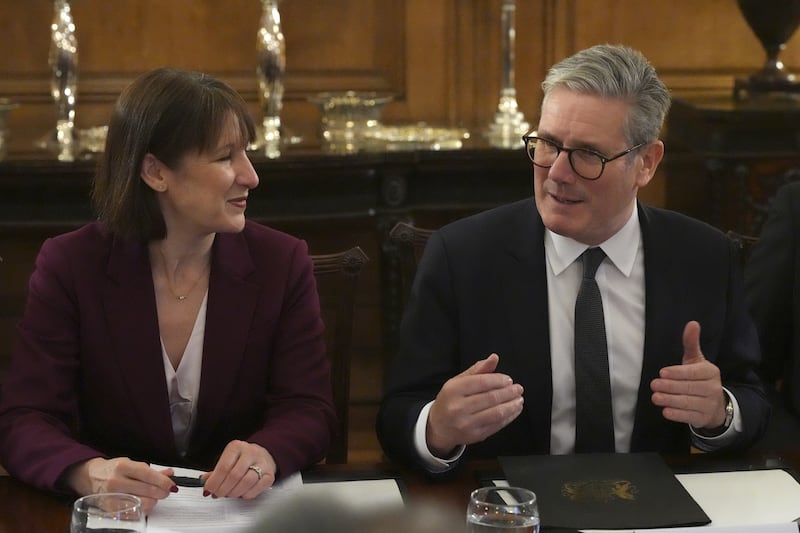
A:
[581,247,606,280]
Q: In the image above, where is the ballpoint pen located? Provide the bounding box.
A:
[170,475,206,488]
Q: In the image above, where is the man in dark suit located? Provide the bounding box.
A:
[746,181,800,425]
[378,44,768,473]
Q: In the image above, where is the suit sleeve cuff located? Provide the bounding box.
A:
[691,387,743,451]
[413,401,465,473]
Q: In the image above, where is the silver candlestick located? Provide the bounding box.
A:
[254,0,285,158]
[47,0,79,161]
[486,0,529,149]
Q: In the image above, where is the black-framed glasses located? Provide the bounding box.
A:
[521,134,645,180]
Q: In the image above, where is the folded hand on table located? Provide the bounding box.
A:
[201,439,276,499]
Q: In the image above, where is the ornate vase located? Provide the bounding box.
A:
[734,0,800,99]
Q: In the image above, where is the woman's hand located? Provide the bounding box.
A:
[202,440,276,499]
[65,457,177,514]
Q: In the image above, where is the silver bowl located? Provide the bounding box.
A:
[309,91,395,153]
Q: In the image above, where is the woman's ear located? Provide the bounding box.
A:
[140,153,168,192]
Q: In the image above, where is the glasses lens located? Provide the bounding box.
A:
[529,138,558,167]
[569,149,604,180]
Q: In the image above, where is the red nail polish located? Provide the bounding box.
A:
[203,490,210,497]
[212,494,219,499]
[170,485,179,493]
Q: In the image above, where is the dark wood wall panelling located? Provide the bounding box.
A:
[1,0,799,410]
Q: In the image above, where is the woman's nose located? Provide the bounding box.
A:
[238,154,260,189]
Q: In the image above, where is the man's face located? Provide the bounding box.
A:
[533,87,662,245]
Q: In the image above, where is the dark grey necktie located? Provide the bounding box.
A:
[574,247,615,453]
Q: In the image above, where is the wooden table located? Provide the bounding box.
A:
[0,460,484,532]
[0,473,73,533]
[1,452,798,532]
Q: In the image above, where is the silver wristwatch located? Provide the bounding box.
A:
[721,392,734,429]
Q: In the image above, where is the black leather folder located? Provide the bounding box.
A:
[500,452,711,530]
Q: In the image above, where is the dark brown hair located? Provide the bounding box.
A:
[92,68,255,241]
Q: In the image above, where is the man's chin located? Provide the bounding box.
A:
[540,211,580,238]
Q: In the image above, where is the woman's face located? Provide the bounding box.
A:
[156,113,259,238]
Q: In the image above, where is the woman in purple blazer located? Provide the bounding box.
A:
[0,69,336,512]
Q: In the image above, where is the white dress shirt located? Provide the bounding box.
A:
[547,203,644,453]
[161,291,207,456]
[413,202,740,471]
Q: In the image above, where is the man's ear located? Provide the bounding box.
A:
[140,153,168,192]
[635,140,665,188]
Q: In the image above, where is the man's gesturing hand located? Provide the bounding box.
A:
[426,353,524,457]
[651,321,728,429]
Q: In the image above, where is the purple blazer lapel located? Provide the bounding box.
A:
[192,232,260,449]
[103,236,176,453]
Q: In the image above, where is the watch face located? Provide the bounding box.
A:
[724,396,734,427]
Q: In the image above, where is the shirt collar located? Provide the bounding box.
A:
[546,202,641,277]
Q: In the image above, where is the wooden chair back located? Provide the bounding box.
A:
[388,221,434,311]
[310,246,369,464]
[726,230,760,266]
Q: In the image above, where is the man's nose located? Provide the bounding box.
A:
[547,151,575,181]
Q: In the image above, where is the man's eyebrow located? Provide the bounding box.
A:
[572,140,606,153]
[536,132,605,153]
[535,131,560,143]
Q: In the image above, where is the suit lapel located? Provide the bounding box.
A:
[191,232,260,450]
[103,236,175,453]
[501,201,553,451]
[631,204,684,449]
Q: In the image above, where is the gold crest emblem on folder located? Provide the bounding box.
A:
[561,480,638,502]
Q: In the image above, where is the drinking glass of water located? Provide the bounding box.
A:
[467,486,540,533]
[70,493,145,533]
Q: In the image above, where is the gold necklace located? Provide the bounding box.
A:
[159,249,209,302]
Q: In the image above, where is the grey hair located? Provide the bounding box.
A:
[541,44,671,145]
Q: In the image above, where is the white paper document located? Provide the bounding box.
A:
[146,465,301,533]
[669,469,800,527]
[146,465,404,532]
[629,469,800,533]
[638,524,797,533]
[300,477,405,512]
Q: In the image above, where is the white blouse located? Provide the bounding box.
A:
[161,291,207,456]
